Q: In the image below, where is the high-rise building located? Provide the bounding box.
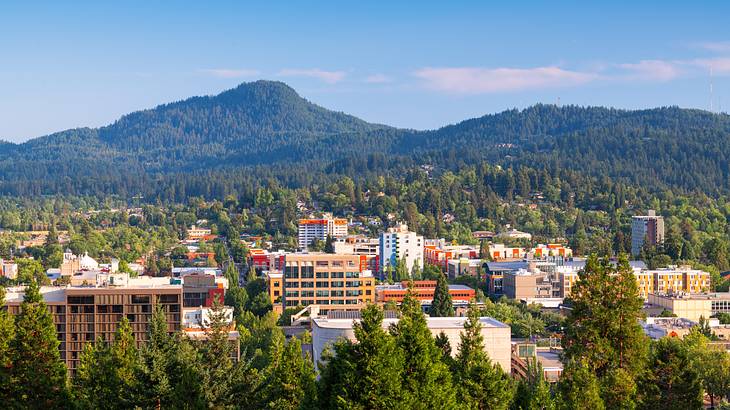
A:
[379,223,423,277]
[297,214,348,249]
[274,253,375,310]
[631,210,665,256]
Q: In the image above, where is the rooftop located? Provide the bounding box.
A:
[313,316,509,330]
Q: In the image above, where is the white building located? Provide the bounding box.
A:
[631,210,665,256]
[379,223,423,276]
[182,306,235,329]
[298,213,348,249]
[312,316,511,372]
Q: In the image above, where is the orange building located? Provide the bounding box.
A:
[424,245,478,271]
[376,280,475,304]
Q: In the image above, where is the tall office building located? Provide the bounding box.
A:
[631,210,665,256]
[297,214,347,249]
[379,223,424,277]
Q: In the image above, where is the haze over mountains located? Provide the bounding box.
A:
[1,80,729,198]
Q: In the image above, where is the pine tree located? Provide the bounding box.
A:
[137,305,173,408]
[0,287,15,401]
[562,254,648,404]
[260,336,316,409]
[513,359,555,410]
[637,338,702,410]
[324,234,335,253]
[10,279,69,407]
[110,316,141,407]
[74,339,115,408]
[201,298,235,407]
[317,304,407,409]
[431,272,454,317]
[453,303,513,410]
[557,360,605,410]
[392,287,457,409]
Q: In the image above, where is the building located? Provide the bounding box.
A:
[275,253,376,310]
[647,292,730,321]
[631,210,665,256]
[447,258,483,279]
[488,244,527,261]
[181,273,226,308]
[375,280,475,308]
[248,249,286,274]
[297,214,348,249]
[59,250,100,277]
[424,244,478,272]
[379,223,424,277]
[528,244,572,259]
[496,228,532,241]
[312,315,511,372]
[0,259,18,279]
[182,306,240,361]
[502,269,553,301]
[4,276,183,375]
[186,225,212,240]
[333,236,380,272]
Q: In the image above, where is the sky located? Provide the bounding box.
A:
[1,1,730,142]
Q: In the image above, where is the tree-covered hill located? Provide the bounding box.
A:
[0,80,728,197]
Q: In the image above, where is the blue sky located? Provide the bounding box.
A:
[1,1,729,142]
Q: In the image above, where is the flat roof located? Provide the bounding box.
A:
[313,316,509,330]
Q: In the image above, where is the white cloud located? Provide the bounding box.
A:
[199,68,260,79]
[695,41,730,53]
[277,68,346,84]
[616,60,682,81]
[687,57,730,74]
[413,66,596,94]
[364,73,392,83]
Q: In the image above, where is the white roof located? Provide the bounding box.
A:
[313,316,509,330]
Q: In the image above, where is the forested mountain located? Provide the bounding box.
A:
[0,80,728,198]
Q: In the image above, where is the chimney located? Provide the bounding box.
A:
[647,209,656,217]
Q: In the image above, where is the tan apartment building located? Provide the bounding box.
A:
[273,253,375,310]
[502,269,552,300]
[5,279,182,375]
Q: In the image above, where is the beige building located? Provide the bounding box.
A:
[312,316,511,372]
[503,269,552,300]
[647,293,713,321]
[274,253,375,310]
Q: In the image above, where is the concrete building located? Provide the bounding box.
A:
[375,280,475,309]
[297,214,348,249]
[502,269,553,301]
[528,244,572,259]
[0,259,18,279]
[379,223,423,277]
[186,225,212,240]
[447,258,483,279]
[488,244,527,261]
[5,276,183,375]
[496,228,532,241]
[631,210,665,256]
[647,292,730,321]
[275,253,375,310]
[312,315,511,372]
[333,236,380,273]
[424,244,478,272]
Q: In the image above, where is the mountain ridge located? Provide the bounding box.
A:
[0,80,728,198]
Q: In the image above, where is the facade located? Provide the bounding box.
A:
[447,258,483,279]
[647,292,730,321]
[502,269,552,300]
[248,249,286,274]
[312,316,511,372]
[0,259,18,279]
[333,236,380,273]
[496,229,532,241]
[489,244,527,261]
[278,253,376,309]
[375,280,475,307]
[5,277,183,375]
[186,225,212,240]
[529,244,572,259]
[379,223,424,276]
[424,244,478,272]
[631,210,665,256]
[297,215,348,249]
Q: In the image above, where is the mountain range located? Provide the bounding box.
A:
[1,80,729,198]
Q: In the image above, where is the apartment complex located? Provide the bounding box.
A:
[379,223,423,276]
[631,210,665,256]
[489,244,527,261]
[423,244,478,271]
[447,258,483,279]
[5,277,183,375]
[186,225,212,240]
[297,214,348,249]
[273,253,375,309]
[333,236,380,273]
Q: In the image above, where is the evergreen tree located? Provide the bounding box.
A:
[201,298,235,406]
[137,305,173,408]
[324,234,335,253]
[431,272,454,317]
[512,359,555,410]
[637,338,702,410]
[260,336,316,409]
[109,317,141,407]
[75,339,114,409]
[395,257,409,282]
[562,254,648,405]
[557,360,605,410]
[0,287,14,401]
[453,302,514,410]
[317,304,407,409]
[10,279,69,408]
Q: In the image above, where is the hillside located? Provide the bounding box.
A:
[0,81,728,198]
